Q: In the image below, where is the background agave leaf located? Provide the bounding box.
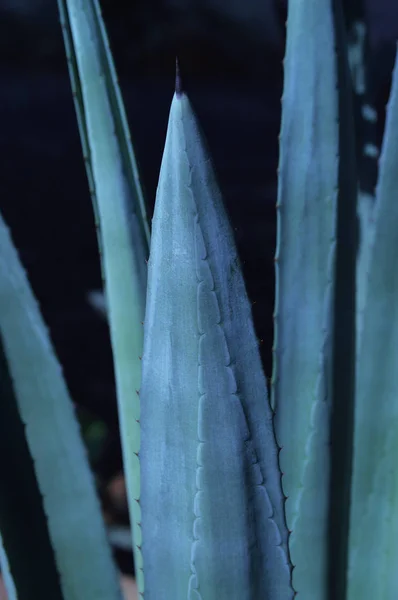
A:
[57,0,151,588]
[0,211,122,599]
[356,189,376,348]
[140,87,293,600]
[347,46,398,600]
[0,525,18,599]
[270,0,340,595]
[346,0,379,352]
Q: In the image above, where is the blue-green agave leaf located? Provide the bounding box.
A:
[0,533,17,600]
[0,328,63,599]
[347,14,378,352]
[347,46,398,600]
[140,90,293,600]
[0,212,122,600]
[57,0,150,251]
[271,0,339,595]
[57,0,149,587]
[356,190,376,351]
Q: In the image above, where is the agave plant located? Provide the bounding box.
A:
[0,0,398,599]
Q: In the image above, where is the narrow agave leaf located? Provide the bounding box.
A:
[0,330,65,600]
[0,534,17,600]
[271,0,339,595]
[140,89,293,600]
[0,212,122,600]
[356,190,376,349]
[347,46,398,600]
[346,11,378,349]
[58,0,150,588]
[57,0,150,251]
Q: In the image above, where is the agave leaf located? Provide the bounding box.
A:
[347,46,398,600]
[356,190,376,349]
[0,533,17,600]
[347,13,378,350]
[140,90,293,600]
[57,0,150,256]
[270,0,339,595]
[57,0,150,588]
[0,212,122,600]
[0,329,63,600]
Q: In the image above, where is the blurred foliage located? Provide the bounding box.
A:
[76,405,109,466]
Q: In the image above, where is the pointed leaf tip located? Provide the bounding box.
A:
[175,57,183,97]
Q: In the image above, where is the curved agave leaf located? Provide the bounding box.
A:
[271,0,339,595]
[0,212,122,600]
[57,0,149,588]
[140,89,292,600]
[347,46,398,600]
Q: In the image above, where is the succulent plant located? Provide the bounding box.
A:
[0,0,398,599]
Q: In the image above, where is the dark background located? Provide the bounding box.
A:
[0,0,397,577]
